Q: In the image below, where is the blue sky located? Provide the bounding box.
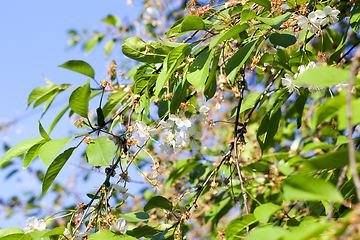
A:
[0,1,145,228]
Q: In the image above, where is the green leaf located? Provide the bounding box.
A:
[247,225,289,240]
[205,195,233,226]
[158,37,183,48]
[300,142,335,154]
[251,0,271,9]
[0,137,45,167]
[269,32,296,48]
[170,80,190,114]
[209,23,249,49]
[41,147,75,198]
[122,212,150,223]
[283,222,334,240]
[69,80,91,118]
[187,47,212,92]
[122,37,170,63]
[225,39,258,84]
[254,203,283,222]
[350,1,360,33]
[38,121,51,141]
[337,98,360,130]
[28,85,58,107]
[282,175,343,202]
[105,39,116,58]
[180,15,205,32]
[205,48,221,100]
[154,44,192,97]
[257,108,282,152]
[144,196,172,213]
[311,95,345,131]
[58,60,95,79]
[86,137,116,166]
[102,91,127,119]
[102,15,120,26]
[89,230,137,240]
[40,227,65,237]
[48,105,69,134]
[85,35,103,54]
[0,228,24,239]
[97,107,105,126]
[225,214,258,239]
[300,149,360,173]
[257,12,292,30]
[23,143,44,170]
[241,9,257,22]
[329,26,349,64]
[39,136,75,166]
[295,66,349,87]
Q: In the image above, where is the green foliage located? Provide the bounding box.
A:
[2,1,360,239]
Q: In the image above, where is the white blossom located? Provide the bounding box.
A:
[109,218,128,234]
[263,38,277,55]
[160,120,175,132]
[169,111,192,128]
[25,217,46,231]
[113,185,135,200]
[134,120,158,139]
[282,73,300,95]
[319,6,340,25]
[264,63,276,74]
[297,14,321,33]
[159,132,181,153]
[193,105,210,123]
[179,125,202,151]
[63,229,87,240]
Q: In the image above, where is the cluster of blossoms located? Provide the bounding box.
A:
[297,6,340,33]
[133,106,209,154]
[282,62,325,95]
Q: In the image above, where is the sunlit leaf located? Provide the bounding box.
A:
[225,214,258,239]
[282,175,343,202]
[41,147,76,198]
[89,230,137,240]
[86,137,116,166]
[58,60,95,79]
[295,66,349,87]
[257,12,292,30]
[0,137,45,167]
[69,80,90,118]
[254,203,283,222]
[39,136,75,166]
[187,47,212,92]
[121,212,149,223]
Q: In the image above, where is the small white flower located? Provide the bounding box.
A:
[134,120,159,139]
[297,15,321,33]
[160,131,181,153]
[319,6,340,25]
[193,105,210,123]
[160,120,175,132]
[113,184,135,200]
[263,38,277,55]
[63,229,86,240]
[282,73,300,95]
[169,111,192,128]
[25,217,46,231]
[186,125,202,151]
[110,218,128,234]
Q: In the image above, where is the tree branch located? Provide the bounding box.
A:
[347,49,360,202]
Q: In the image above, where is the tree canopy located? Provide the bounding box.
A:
[1,0,360,239]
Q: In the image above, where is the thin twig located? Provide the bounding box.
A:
[187,149,233,212]
[233,73,250,235]
[326,166,348,221]
[347,49,360,202]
